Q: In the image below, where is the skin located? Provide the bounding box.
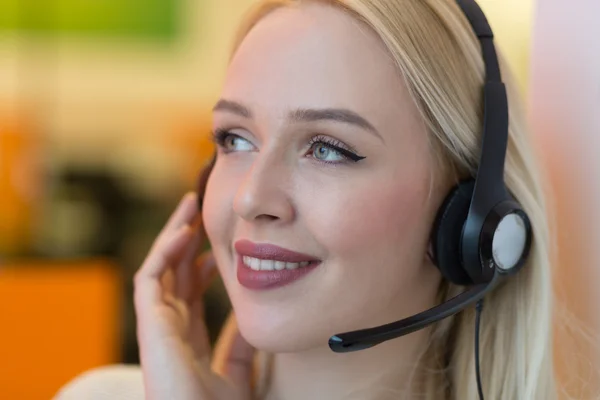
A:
[201,2,447,398]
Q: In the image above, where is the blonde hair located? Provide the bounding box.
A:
[230,1,557,399]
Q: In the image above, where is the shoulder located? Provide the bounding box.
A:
[53,364,144,400]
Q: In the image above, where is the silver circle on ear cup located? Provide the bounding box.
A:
[491,212,528,271]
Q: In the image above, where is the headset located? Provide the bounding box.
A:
[198,0,532,397]
[325,0,533,354]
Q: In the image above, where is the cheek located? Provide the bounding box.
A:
[310,175,431,262]
[302,170,435,316]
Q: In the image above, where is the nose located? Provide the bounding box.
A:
[233,153,295,224]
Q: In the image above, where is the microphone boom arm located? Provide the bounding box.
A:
[328,276,498,353]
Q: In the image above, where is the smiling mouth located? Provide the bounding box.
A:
[236,256,321,290]
[241,256,318,271]
[234,239,322,290]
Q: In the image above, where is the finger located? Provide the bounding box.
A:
[165,192,198,231]
[185,252,218,359]
[174,226,205,301]
[212,313,256,390]
[134,226,194,314]
[188,296,213,359]
[138,223,194,282]
[160,266,175,296]
[155,192,199,246]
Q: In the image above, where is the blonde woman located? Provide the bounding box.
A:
[57,1,558,399]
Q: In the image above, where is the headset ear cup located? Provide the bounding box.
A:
[431,180,476,286]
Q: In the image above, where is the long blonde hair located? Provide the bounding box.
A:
[229,1,556,399]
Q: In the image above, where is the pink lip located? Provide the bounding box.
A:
[234,240,321,290]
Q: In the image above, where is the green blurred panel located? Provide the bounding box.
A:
[0,0,181,39]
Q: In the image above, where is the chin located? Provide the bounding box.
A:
[232,301,331,353]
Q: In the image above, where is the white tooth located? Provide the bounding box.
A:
[242,256,313,271]
[274,261,286,270]
[260,260,275,271]
[285,262,299,270]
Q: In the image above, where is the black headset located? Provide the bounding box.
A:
[197,0,533,355]
[327,0,533,353]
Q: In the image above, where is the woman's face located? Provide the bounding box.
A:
[204,2,444,352]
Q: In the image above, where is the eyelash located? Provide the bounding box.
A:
[211,129,366,164]
[307,135,365,163]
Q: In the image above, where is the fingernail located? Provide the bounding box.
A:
[181,191,193,204]
[187,191,197,200]
[184,192,198,208]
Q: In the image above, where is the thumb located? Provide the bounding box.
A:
[212,313,256,390]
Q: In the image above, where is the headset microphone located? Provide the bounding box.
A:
[327,0,533,354]
[329,278,498,352]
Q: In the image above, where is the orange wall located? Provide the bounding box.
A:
[0,260,122,399]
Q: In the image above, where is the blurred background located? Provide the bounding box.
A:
[0,0,598,399]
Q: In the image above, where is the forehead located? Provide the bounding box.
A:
[221,3,416,125]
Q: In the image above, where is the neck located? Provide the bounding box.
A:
[262,331,430,400]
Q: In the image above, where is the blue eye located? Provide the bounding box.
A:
[311,143,345,163]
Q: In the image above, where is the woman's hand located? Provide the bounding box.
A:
[134,192,256,400]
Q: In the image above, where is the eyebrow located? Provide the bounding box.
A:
[212,99,252,118]
[212,99,383,141]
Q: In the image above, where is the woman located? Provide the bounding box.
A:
[57,0,557,399]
